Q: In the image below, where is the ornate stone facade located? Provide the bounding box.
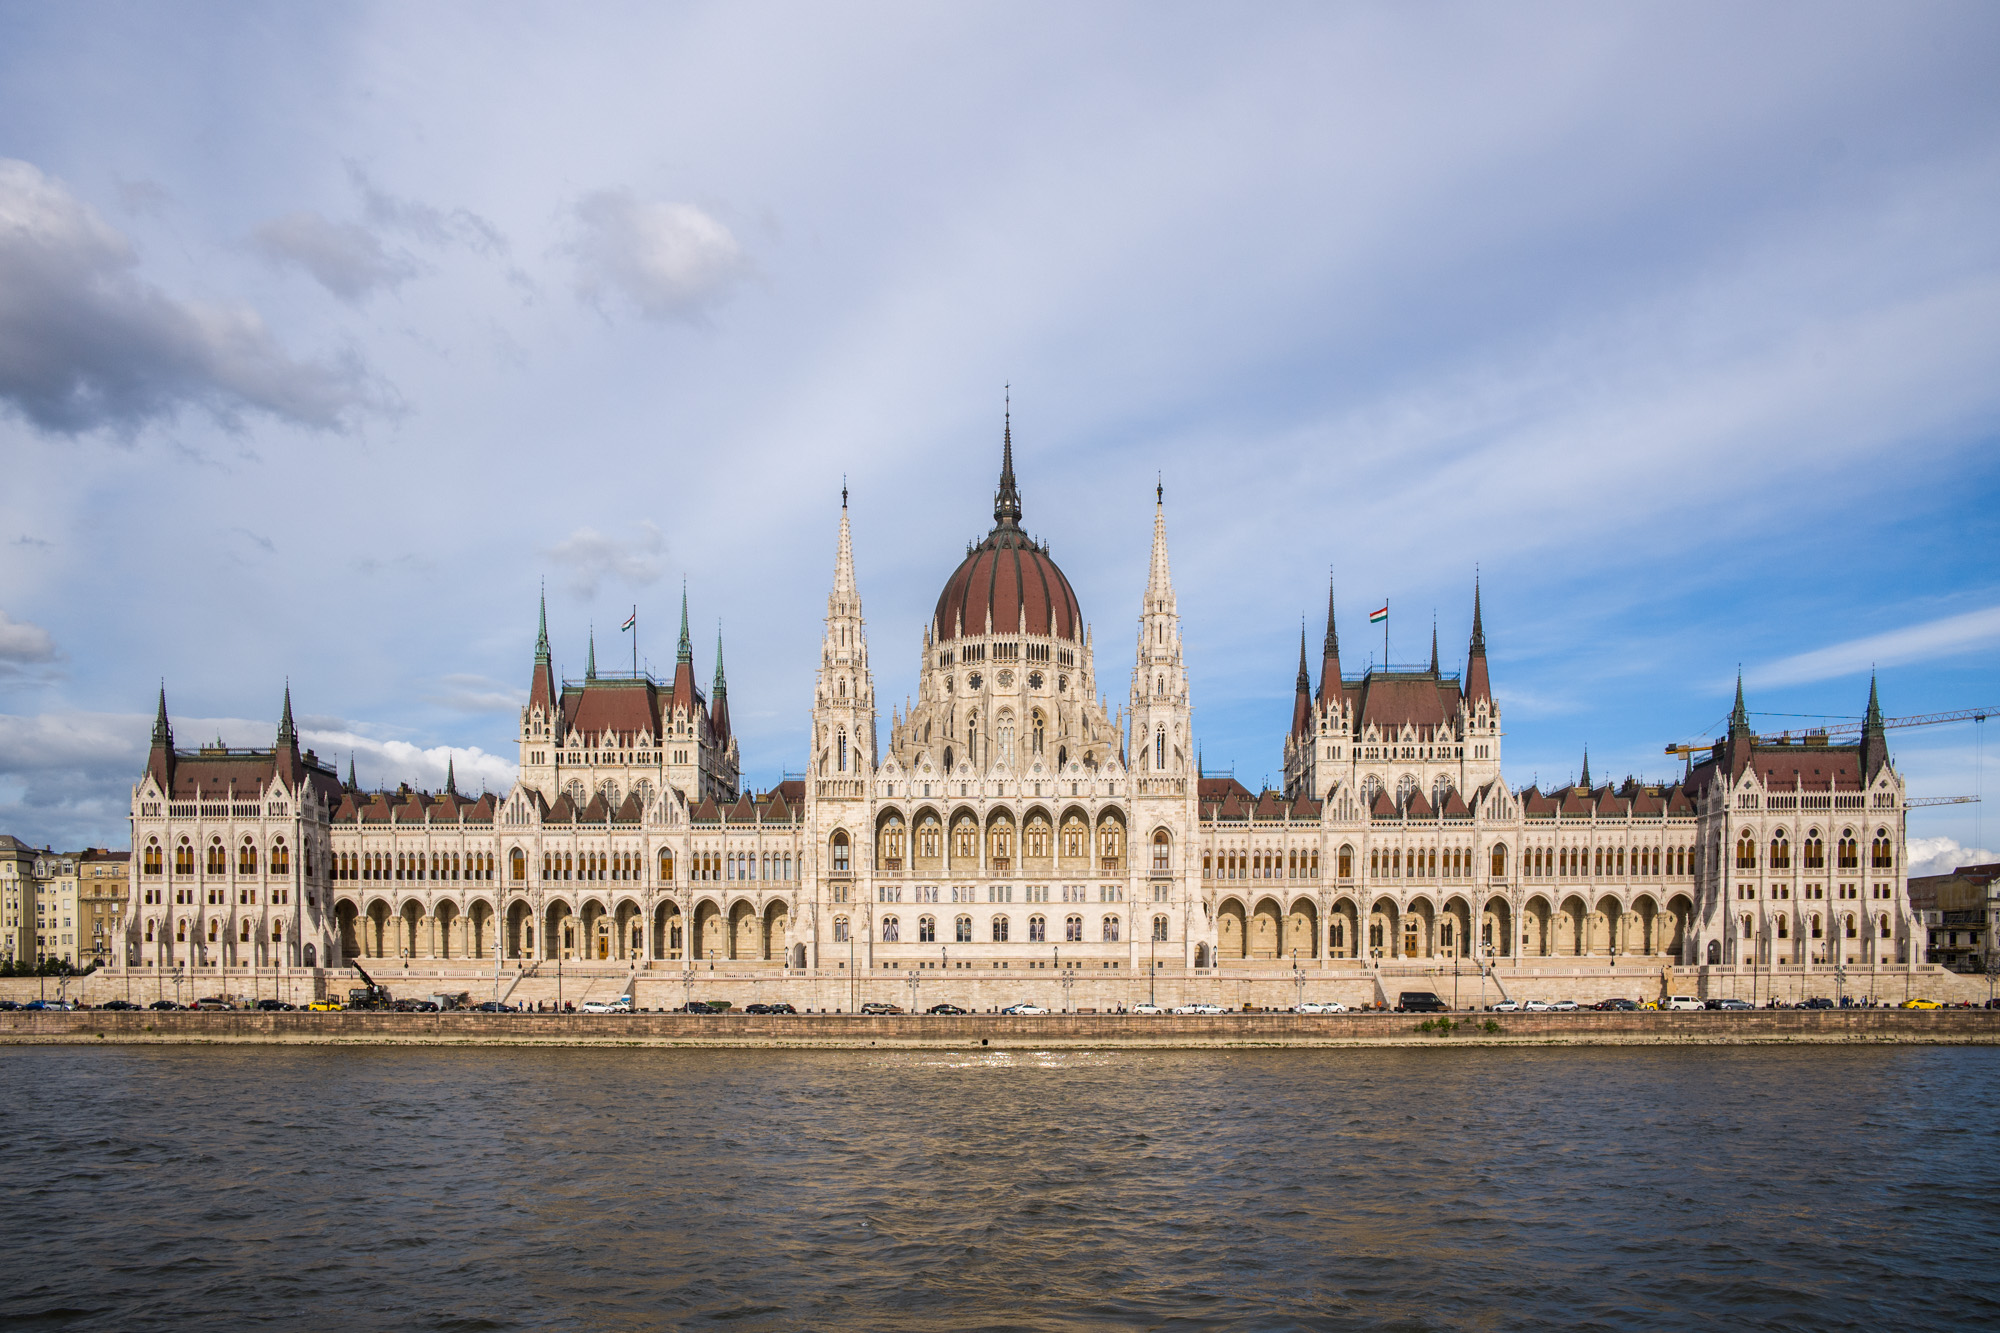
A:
[118,420,1919,992]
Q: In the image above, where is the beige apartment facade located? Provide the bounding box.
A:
[116,425,1919,999]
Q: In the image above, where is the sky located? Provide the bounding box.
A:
[1,2,1997,874]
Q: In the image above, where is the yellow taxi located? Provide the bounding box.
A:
[1901,998,1941,1010]
[306,1000,343,1012]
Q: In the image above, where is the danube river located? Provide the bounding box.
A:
[2,1046,1996,1330]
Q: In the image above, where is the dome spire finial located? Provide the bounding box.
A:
[994,383,1021,529]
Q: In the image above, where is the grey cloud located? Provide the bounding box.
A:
[568,191,748,321]
[0,158,373,436]
[231,527,276,555]
[114,177,173,218]
[347,163,507,255]
[542,521,668,598]
[424,674,527,715]
[251,209,422,301]
[14,535,52,550]
[0,611,58,664]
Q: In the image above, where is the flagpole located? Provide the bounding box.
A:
[632,604,638,677]
[1383,599,1389,669]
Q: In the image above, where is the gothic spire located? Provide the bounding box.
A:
[676,582,693,665]
[276,681,296,749]
[1581,746,1592,790]
[1469,575,1487,656]
[535,584,550,665]
[1861,673,1890,780]
[1730,668,1749,735]
[713,624,728,699]
[445,755,458,796]
[1144,478,1174,608]
[994,386,1022,529]
[832,487,858,604]
[1429,618,1439,675]
[347,753,358,790]
[151,683,172,748]
[1317,574,1343,704]
[586,626,597,680]
[1464,576,1492,705]
[1296,626,1310,691]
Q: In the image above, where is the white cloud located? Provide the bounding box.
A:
[298,722,517,796]
[1750,606,2000,689]
[542,520,668,598]
[1908,835,1997,878]
[251,209,421,302]
[422,674,527,714]
[568,191,748,321]
[0,158,374,435]
[0,611,57,664]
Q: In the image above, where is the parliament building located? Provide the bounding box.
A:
[117,419,1919,1006]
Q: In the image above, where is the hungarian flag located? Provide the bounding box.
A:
[620,610,637,632]
[1369,604,1388,624]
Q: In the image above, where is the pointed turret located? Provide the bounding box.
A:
[710,625,732,745]
[677,583,693,665]
[1729,670,1750,736]
[1144,479,1175,611]
[274,682,303,785]
[147,684,175,790]
[528,589,557,714]
[1860,674,1890,780]
[1290,627,1312,739]
[347,753,358,791]
[1428,619,1439,675]
[1464,577,1492,705]
[445,755,458,796]
[1725,670,1755,777]
[994,389,1022,530]
[832,485,859,607]
[1580,747,1592,791]
[672,581,700,717]
[1317,575,1343,703]
[586,627,597,680]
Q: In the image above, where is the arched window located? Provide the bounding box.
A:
[659,850,674,881]
[1029,914,1046,942]
[1775,916,1790,939]
[918,819,941,860]
[1803,830,1824,869]
[1025,819,1049,859]
[1155,727,1166,770]
[272,920,283,942]
[1490,843,1508,877]
[1769,831,1790,870]
[240,919,251,942]
[992,915,1010,942]
[1102,916,1120,942]
[1736,834,1757,870]
[833,915,849,943]
[1838,830,1858,869]
[955,915,973,942]
[510,849,526,882]
[1878,914,1892,938]
[1741,913,1754,938]
[1066,914,1083,942]
[1152,830,1171,872]
[1338,844,1353,878]
[143,841,162,876]
[918,915,936,943]
[881,915,900,943]
[239,840,258,875]
[175,840,194,877]
[837,727,848,772]
[831,831,850,873]
[1843,914,1857,939]
[206,839,225,875]
[1809,912,1823,939]
[1871,830,1893,869]
[1033,711,1045,754]
[1153,914,1169,941]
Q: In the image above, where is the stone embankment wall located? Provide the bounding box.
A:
[5,1009,1997,1046]
[9,960,1996,1013]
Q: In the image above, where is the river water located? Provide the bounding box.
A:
[1,1045,1997,1331]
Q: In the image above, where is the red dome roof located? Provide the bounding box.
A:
[933,414,1083,643]
[935,532,1082,643]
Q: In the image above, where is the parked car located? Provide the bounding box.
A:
[98,999,140,1011]
[999,1003,1047,1015]
[1489,999,1521,1013]
[1902,998,1941,1010]
[765,1002,797,1015]
[1296,1001,1348,1014]
[743,1003,773,1014]
[1395,991,1449,1013]
[306,1000,343,1012]
[192,997,234,1011]
[860,1002,905,1015]
[469,1001,515,1012]
[0,1000,16,1011]
[1522,999,1551,1012]
[1799,997,1834,1009]
[254,999,293,1011]
[926,1003,967,1015]
[149,999,182,1011]
[1191,1002,1225,1015]
[1713,997,1753,1010]
[1595,998,1640,1011]
[1546,999,1579,1012]
[1661,996,1704,1011]
[1131,1002,1166,1015]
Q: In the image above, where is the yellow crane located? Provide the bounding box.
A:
[1664,705,1993,761]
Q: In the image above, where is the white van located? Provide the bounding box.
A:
[1661,996,1704,1011]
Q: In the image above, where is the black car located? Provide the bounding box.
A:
[1595,998,1639,1011]
[470,1001,514,1012]
[766,1002,797,1015]
[744,1003,773,1014]
[148,999,180,1010]
[99,999,141,1011]
[926,1003,967,1015]
[1799,997,1834,1009]
[0,1000,18,1011]
[1394,991,1448,1013]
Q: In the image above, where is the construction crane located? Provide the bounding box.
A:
[1908,795,1982,809]
[1665,705,1994,760]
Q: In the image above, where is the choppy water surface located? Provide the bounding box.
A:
[3,1046,1998,1331]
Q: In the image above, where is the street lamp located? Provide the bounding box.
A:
[1292,948,1302,1012]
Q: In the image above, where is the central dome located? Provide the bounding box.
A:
[932,418,1082,643]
